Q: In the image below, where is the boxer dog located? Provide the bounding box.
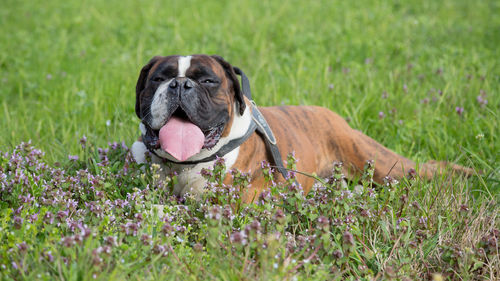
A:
[131,54,473,203]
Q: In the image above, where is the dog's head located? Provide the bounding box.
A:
[135,54,249,161]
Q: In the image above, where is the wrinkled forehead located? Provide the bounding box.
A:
[148,55,225,79]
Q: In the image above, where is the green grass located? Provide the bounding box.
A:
[0,0,499,280]
[1,0,498,166]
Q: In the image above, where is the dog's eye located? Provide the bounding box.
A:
[152,77,165,82]
[201,79,217,84]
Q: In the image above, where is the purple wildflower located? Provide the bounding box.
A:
[161,223,174,236]
[343,231,355,246]
[153,244,167,255]
[407,168,417,179]
[43,250,54,262]
[317,216,330,229]
[92,248,103,265]
[140,234,152,246]
[193,243,203,252]
[274,209,286,224]
[477,93,488,107]
[230,231,247,245]
[175,225,186,234]
[68,155,79,161]
[121,222,139,236]
[28,213,38,223]
[332,250,343,259]
[222,205,234,221]
[418,216,428,228]
[61,236,75,247]
[249,220,261,233]
[13,216,23,229]
[104,236,117,246]
[17,242,28,254]
[460,204,469,212]
[80,136,87,148]
[214,155,225,166]
[44,211,54,224]
[134,213,143,222]
[73,234,83,245]
[455,106,464,116]
[207,206,222,220]
[12,261,20,270]
[56,210,69,222]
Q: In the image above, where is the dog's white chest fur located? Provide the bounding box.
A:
[131,141,240,196]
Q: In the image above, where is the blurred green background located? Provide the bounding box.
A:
[0,0,498,178]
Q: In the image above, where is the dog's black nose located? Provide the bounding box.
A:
[170,78,193,90]
[184,79,193,89]
[169,80,178,89]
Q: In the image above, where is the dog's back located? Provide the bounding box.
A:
[231,105,474,201]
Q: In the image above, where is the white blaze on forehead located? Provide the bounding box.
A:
[177,56,192,77]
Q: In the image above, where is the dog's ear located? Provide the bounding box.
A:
[211,55,246,115]
[135,56,160,118]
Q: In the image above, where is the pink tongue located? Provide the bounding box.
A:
[158,116,205,161]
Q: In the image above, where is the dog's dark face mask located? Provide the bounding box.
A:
[135,55,246,160]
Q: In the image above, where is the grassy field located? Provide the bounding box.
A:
[0,0,499,280]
